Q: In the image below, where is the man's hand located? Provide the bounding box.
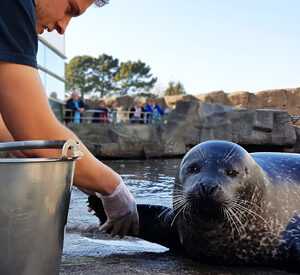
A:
[78,108,85,114]
[96,177,139,238]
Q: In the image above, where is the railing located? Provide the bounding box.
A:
[64,109,167,124]
[291,116,300,125]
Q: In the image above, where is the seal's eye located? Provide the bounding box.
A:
[186,165,200,174]
[226,169,239,177]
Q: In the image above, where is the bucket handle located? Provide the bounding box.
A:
[0,140,83,159]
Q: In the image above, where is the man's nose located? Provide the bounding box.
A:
[55,17,71,34]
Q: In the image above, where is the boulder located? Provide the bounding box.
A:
[196,90,231,105]
[68,100,297,158]
[227,91,250,108]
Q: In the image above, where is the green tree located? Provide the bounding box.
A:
[66,54,119,98]
[164,81,186,96]
[65,55,94,98]
[113,60,157,95]
[90,54,119,97]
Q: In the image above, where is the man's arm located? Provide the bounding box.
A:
[0,61,139,237]
[155,104,164,115]
[0,61,117,194]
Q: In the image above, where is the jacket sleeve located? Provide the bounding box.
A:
[79,99,89,110]
[66,100,77,111]
[155,105,164,115]
[144,104,152,113]
[129,107,134,119]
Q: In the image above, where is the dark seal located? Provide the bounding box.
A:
[88,140,300,271]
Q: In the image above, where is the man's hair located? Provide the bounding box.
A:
[94,0,109,7]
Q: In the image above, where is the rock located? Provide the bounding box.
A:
[247,89,288,109]
[164,94,199,109]
[68,99,297,158]
[227,91,250,108]
[196,90,231,105]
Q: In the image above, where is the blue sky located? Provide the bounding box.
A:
[66,0,300,95]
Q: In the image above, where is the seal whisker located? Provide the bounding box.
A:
[172,201,187,212]
[230,204,248,223]
[171,203,187,227]
[234,198,263,211]
[224,146,237,161]
[224,209,236,238]
[226,207,241,236]
[158,207,173,219]
[231,203,270,229]
[199,146,206,159]
[227,206,245,235]
[173,195,185,199]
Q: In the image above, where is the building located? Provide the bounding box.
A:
[37,32,66,121]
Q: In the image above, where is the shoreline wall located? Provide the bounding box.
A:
[68,100,298,159]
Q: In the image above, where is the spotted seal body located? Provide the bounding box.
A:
[88,140,300,270]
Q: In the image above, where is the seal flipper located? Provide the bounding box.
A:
[88,195,181,250]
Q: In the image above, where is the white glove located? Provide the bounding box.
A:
[96,177,139,238]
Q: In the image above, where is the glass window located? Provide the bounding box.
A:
[45,74,65,101]
[45,47,65,79]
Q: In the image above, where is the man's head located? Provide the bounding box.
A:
[35,0,109,35]
[71,91,79,101]
[149,98,156,107]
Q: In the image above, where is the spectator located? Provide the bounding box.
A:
[145,98,164,124]
[129,99,145,124]
[108,100,121,124]
[93,100,108,124]
[49,91,57,110]
[65,91,88,124]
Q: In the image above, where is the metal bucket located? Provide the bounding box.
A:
[0,140,82,275]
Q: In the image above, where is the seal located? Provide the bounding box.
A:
[88,140,300,270]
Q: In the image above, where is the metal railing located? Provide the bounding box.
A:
[64,109,167,124]
[291,116,300,125]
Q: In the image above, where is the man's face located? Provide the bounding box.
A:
[149,99,155,107]
[35,0,94,34]
[72,92,79,101]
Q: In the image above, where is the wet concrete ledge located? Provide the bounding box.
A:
[60,232,298,275]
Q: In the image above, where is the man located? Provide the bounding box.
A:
[0,0,139,238]
[65,91,88,123]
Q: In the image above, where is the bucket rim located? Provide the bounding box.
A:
[0,158,76,163]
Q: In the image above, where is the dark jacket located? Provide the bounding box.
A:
[129,106,145,124]
[92,107,108,124]
[65,98,88,123]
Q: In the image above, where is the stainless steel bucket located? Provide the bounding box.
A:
[0,140,82,275]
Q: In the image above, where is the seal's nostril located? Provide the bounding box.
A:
[200,183,206,194]
[208,186,218,196]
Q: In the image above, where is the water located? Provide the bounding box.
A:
[63,158,181,256]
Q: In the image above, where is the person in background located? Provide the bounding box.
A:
[49,91,57,110]
[0,0,139,238]
[129,99,145,124]
[108,100,121,124]
[145,98,164,124]
[93,100,108,124]
[65,91,88,123]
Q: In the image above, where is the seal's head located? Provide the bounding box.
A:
[174,140,266,222]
